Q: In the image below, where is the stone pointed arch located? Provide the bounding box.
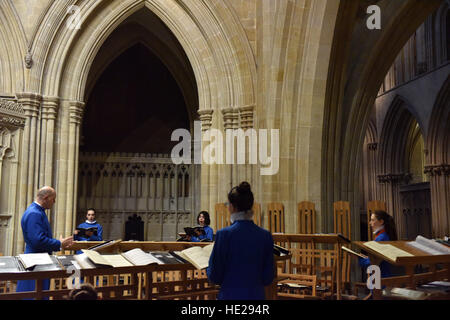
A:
[321,0,442,238]
[425,75,450,237]
[378,95,423,175]
[24,0,256,236]
[377,95,425,239]
[0,1,27,94]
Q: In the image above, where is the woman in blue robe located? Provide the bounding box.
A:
[189,211,214,242]
[359,210,398,278]
[74,208,103,242]
[207,182,274,300]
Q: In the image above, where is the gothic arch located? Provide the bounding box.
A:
[83,20,197,124]
[20,0,257,236]
[0,1,27,94]
[425,75,450,237]
[378,96,422,176]
[27,0,256,111]
[427,75,450,165]
[321,0,442,236]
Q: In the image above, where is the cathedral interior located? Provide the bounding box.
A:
[0,0,449,301]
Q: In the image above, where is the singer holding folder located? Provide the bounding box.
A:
[74,208,103,241]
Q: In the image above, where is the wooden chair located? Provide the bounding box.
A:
[315,250,336,300]
[277,274,319,300]
[215,203,230,231]
[297,201,316,234]
[367,201,387,240]
[252,202,262,227]
[267,202,285,234]
[333,201,351,293]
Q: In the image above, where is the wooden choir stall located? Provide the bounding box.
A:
[0,240,289,300]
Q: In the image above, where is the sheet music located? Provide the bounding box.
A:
[363,241,413,261]
[122,248,163,265]
[74,253,95,269]
[18,253,53,269]
[180,244,214,269]
[102,254,133,267]
[407,235,450,255]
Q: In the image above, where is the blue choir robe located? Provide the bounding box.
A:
[207,220,274,300]
[359,229,392,278]
[191,225,214,242]
[16,202,61,295]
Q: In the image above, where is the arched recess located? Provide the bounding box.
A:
[425,75,450,237]
[84,15,198,125]
[0,1,27,94]
[23,0,256,237]
[377,96,428,240]
[321,0,442,239]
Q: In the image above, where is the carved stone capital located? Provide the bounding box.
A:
[16,92,42,118]
[69,100,85,125]
[239,105,255,129]
[377,173,411,184]
[221,107,239,130]
[424,164,450,177]
[198,109,214,132]
[41,96,59,120]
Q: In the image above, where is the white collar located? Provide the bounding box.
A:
[33,201,44,209]
[230,210,254,223]
[372,226,384,234]
[85,220,97,224]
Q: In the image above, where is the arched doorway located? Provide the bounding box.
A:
[77,10,199,241]
[25,0,256,241]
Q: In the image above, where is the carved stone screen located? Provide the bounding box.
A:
[77,152,200,241]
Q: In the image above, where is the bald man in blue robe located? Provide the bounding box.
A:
[16,186,73,297]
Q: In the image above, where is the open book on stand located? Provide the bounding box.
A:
[362,241,413,262]
[0,256,25,273]
[17,253,62,271]
[171,244,214,270]
[406,235,450,255]
[75,248,170,269]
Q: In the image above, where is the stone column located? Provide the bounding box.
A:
[367,142,380,200]
[239,105,255,184]
[15,93,42,252]
[222,107,239,189]
[40,97,59,188]
[65,101,84,236]
[198,109,214,214]
[425,164,450,238]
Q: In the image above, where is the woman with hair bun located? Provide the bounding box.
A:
[359,210,398,278]
[207,182,274,300]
